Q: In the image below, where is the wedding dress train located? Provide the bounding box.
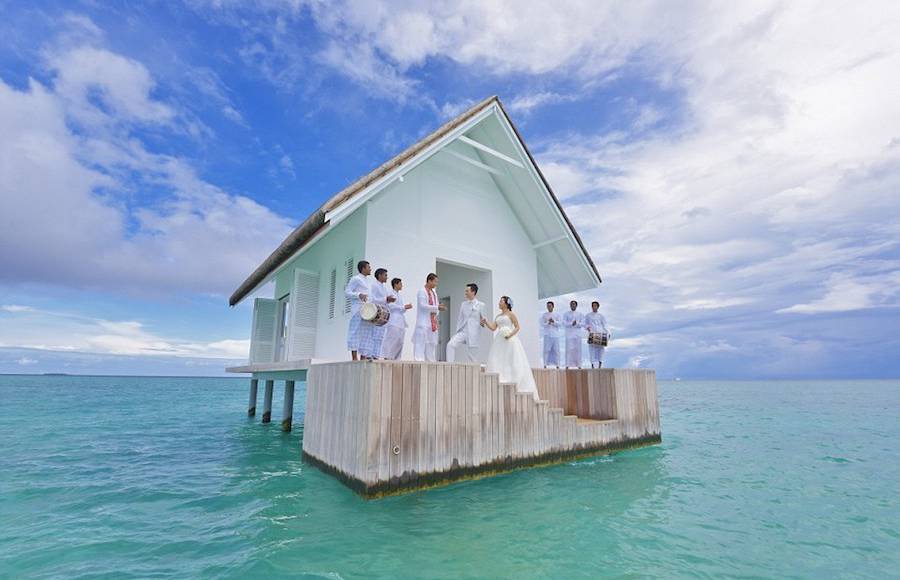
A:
[486,314,540,401]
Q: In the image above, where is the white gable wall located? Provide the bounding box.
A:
[365,150,541,363]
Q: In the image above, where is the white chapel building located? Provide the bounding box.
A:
[230,96,601,367]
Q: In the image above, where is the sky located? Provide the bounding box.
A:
[1,1,899,378]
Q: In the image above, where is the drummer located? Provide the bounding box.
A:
[358,267,395,360]
[584,301,609,369]
[345,260,372,361]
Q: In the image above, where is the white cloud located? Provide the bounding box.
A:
[627,355,647,368]
[0,305,250,359]
[316,41,419,102]
[439,98,478,119]
[51,46,175,126]
[674,298,753,311]
[778,272,900,314]
[184,66,246,125]
[1,305,35,313]
[306,1,665,77]
[205,2,672,101]
[507,91,577,115]
[517,2,900,354]
[17,356,38,365]
[279,153,295,176]
[0,24,293,297]
[632,104,663,131]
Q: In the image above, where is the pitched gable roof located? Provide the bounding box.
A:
[229,96,600,306]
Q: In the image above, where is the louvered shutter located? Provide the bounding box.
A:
[328,268,337,319]
[249,298,278,363]
[344,257,354,314]
[287,268,319,360]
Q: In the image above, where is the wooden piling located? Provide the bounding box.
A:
[248,379,258,416]
[262,379,274,423]
[282,380,296,432]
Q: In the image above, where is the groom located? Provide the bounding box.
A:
[447,283,485,363]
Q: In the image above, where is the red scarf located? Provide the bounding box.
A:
[428,287,438,332]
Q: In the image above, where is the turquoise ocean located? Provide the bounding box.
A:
[1,375,897,578]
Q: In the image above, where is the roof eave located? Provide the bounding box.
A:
[228,209,327,306]
[492,100,602,287]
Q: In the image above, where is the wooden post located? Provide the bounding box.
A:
[282,380,296,432]
[248,379,258,416]
[262,380,274,423]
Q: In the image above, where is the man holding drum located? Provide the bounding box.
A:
[345,260,372,361]
[584,301,610,369]
[358,267,396,360]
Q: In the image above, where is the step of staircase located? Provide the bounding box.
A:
[496,377,616,429]
[575,418,618,425]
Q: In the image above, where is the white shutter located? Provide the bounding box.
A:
[344,257,354,314]
[287,268,320,360]
[249,298,278,363]
[328,268,337,319]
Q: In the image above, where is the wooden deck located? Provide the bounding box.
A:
[226,360,311,381]
[301,361,660,497]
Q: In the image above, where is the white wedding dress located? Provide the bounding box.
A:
[486,314,541,401]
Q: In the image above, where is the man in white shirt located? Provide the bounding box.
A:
[381,277,412,360]
[345,260,372,361]
[447,283,485,363]
[584,301,609,369]
[562,300,584,369]
[540,301,561,368]
[413,273,445,361]
[358,267,395,360]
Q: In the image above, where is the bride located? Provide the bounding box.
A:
[480,296,541,401]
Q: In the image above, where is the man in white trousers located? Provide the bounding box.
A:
[447,283,485,363]
[413,273,445,361]
[345,260,372,361]
[584,301,609,369]
[381,277,412,360]
[357,267,395,360]
[540,301,561,368]
[562,300,584,369]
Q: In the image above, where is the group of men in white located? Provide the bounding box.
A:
[539,300,609,369]
[345,260,609,368]
[345,260,482,363]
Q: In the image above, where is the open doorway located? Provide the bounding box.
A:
[437,296,451,361]
[435,259,493,363]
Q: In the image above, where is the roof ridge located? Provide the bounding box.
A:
[321,95,499,214]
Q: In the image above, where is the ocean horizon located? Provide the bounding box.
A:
[1,375,897,578]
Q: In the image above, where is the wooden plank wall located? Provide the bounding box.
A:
[303,362,661,496]
[533,368,621,419]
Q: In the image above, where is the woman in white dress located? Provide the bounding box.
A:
[481,296,541,401]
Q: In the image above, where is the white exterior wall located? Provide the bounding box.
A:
[364,152,541,364]
[272,207,367,362]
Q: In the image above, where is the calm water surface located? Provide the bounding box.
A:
[1,376,897,578]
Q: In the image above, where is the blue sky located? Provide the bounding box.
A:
[1,1,899,378]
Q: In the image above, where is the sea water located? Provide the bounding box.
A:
[1,376,897,579]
